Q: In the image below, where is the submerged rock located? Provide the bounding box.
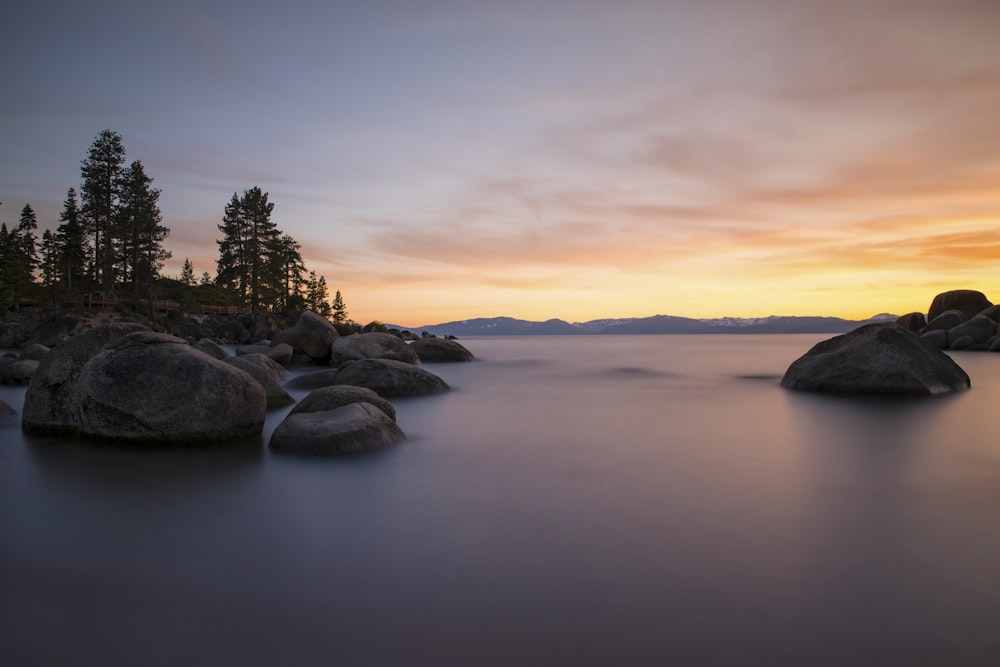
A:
[269,403,405,455]
[291,385,396,421]
[0,358,38,385]
[0,400,18,427]
[409,337,475,362]
[330,332,419,366]
[224,353,294,408]
[781,323,970,396]
[333,358,449,398]
[285,369,340,390]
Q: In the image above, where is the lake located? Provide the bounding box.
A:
[2,334,1000,666]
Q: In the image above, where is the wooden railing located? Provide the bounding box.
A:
[75,293,249,317]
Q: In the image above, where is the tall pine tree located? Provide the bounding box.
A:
[55,187,88,295]
[80,130,126,291]
[216,187,280,313]
[116,160,170,298]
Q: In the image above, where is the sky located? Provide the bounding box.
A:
[2,0,999,327]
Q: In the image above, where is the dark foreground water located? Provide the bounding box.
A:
[3,335,1000,666]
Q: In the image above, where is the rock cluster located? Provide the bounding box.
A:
[10,311,456,454]
[896,289,1000,351]
[781,322,971,396]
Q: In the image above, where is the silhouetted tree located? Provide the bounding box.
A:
[116,160,170,298]
[216,187,280,313]
[180,258,195,286]
[80,130,126,291]
[331,289,348,325]
[55,187,88,295]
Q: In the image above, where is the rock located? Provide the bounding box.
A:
[285,369,340,390]
[23,314,90,348]
[269,403,405,455]
[950,336,975,351]
[409,337,475,362]
[946,316,997,349]
[194,338,229,360]
[333,358,449,398]
[0,358,39,385]
[975,305,1000,323]
[928,290,993,322]
[989,336,1000,352]
[23,322,148,435]
[19,343,50,362]
[223,354,294,408]
[0,359,39,387]
[922,309,967,334]
[272,311,339,362]
[290,385,396,421]
[0,314,34,347]
[330,332,419,366]
[781,323,970,395]
[0,400,18,426]
[72,332,267,442]
[920,329,949,349]
[895,312,926,333]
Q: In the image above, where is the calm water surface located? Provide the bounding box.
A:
[2,335,1000,666]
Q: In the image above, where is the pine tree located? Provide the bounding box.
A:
[199,271,212,286]
[55,187,88,296]
[180,258,195,286]
[216,187,280,313]
[116,160,170,298]
[0,206,40,310]
[80,130,126,291]
[331,289,348,324]
[39,229,60,307]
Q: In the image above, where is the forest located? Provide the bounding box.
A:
[0,130,349,325]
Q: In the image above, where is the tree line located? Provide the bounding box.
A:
[0,129,349,323]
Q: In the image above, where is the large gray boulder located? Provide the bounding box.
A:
[272,311,339,362]
[269,403,405,455]
[23,322,147,434]
[223,353,294,408]
[291,385,396,421]
[928,290,992,322]
[72,332,267,442]
[781,323,970,396]
[194,338,229,360]
[333,358,449,398]
[330,332,419,366]
[409,338,475,362]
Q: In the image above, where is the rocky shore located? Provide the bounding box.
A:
[1,308,475,454]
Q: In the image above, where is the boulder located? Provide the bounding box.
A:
[946,316,997,349]
[269,403,405,455]
[975,305,1000,323]
[409,338,475,362]
[920,329,949,349]
[0,357,38,387]
[0,358,39,385]
[922,309,967,334]
[23,322,148,434]
[333,358,449,398]
[19,343,50,362]
[272,311,339,362]
[194,338,229,360]
[23,314,90,348]
[781,323,970,396]
[291,385,396,421]
[72,332,267,442]
[285,369,340,390]
[928,290,993,322]
[223,354,294,408]
[330,332,419,366]
[895,312,926,333]
[0,400,19,426]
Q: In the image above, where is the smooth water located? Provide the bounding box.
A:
[2,335,1000,666]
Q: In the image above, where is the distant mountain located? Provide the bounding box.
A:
[390,313,898,337]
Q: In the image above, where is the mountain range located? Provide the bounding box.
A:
[392,314,899,337]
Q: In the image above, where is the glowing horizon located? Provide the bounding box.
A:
[2,0,999,326]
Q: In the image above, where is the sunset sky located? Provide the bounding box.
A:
[2,0,999,326]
